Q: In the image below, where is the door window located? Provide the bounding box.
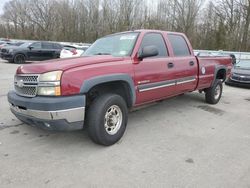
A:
[168,34,191,56]
[42,42,53,49]
[30,42,42,49]
[140,33,168,57]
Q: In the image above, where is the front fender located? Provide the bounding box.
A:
[80,73,136,105]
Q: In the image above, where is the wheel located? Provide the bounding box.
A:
[14,54,26,64]
[86,93,128,146]
[205,79,223,104]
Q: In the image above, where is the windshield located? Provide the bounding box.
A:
[83,32,139,57]
[19,42,33,48]
[235,60,250,69]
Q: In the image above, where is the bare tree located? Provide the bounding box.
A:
[0,0,249,51]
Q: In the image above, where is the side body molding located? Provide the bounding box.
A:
[80,74,136,105]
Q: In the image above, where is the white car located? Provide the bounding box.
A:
[60,45,90,58]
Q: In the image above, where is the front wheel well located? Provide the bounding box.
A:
[86,81,133,108]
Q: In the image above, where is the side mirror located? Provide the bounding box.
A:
[138,45,159,60]
[28,46,34,50]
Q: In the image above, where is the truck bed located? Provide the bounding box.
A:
[196,56,233,90]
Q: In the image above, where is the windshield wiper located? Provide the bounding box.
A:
[94,53,111,55]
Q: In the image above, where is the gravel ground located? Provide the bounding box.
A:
[0,59,250,188]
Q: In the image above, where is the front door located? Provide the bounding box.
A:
[134,33,177,105]
[27,42,42,61]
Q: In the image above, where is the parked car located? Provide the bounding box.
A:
[8,30,232,146]
[0,41,12,50]
[226,59,250,88]
[1,41,62,63]
[0,38,10,42]
[0,41,24,50]
[60,45,90,58]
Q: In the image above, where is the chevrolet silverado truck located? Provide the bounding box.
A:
[8,30,232,146]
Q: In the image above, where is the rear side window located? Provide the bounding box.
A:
[168,34,191,56]
[140,33,168,57]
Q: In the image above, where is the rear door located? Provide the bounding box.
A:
[134,32,176,104]
[167,34,198,94]
[41,42,55,60]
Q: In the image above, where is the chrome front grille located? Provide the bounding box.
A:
[14,74,39,97]
[15,75,38,83]
[231,73,250,83]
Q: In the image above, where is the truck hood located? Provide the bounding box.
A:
[17,56,125,74]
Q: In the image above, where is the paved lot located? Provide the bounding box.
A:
[0,59,250,188]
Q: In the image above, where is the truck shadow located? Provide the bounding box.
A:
[8,92,207,148]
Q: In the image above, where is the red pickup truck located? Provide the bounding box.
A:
[8,30,232,145]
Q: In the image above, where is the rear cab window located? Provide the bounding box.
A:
[168,34,191,57]
[140,33,168,57]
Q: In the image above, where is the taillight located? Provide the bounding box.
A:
[71,49,77,55]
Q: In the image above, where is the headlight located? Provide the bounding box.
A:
[38,71,62,96]
[39,71,62,82]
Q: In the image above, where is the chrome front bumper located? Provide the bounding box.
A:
[10,104,85,123]
[8,91,86,131]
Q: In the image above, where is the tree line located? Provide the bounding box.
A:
[0,0,249,51]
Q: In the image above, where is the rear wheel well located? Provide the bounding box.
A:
[216,69,226,82]
[86,81,133,108]
[15,53,26,58]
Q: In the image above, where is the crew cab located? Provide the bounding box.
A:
[8,30,232,146]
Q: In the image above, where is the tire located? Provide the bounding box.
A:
[205,79,223,104]
[14,54,26,64]
[86,93,128,146]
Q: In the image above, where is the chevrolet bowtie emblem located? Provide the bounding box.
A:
[17,79,24,88]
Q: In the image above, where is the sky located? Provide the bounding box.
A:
[0,0,9,14]
[0,0,210,15]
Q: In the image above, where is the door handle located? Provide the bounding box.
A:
[189,61,195,66]
[168,62,174,68]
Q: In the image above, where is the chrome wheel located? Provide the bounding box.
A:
[104,105,123,135]
[214,84,221,100]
